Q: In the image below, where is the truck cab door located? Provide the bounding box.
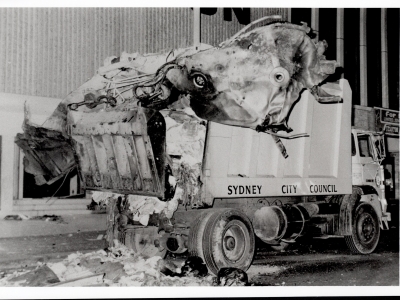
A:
[356,133,380,185]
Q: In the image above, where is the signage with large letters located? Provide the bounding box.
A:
[375,107,399,136]
[197,8,251,25]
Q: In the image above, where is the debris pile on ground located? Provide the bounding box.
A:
[2,265,60,287]
[216,268,249,286]
[0,241,218,287]
[3,214,66,223]
[30,215,67,223]
[3,214,29,221]
[87,198,107,213]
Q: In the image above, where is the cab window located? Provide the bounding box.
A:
[357,134,373,158]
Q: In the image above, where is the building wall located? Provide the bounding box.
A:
[0,7,194,100]
[200,8,288,46]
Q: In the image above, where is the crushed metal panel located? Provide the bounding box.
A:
[14,123,77,185]
[68,106,166,197]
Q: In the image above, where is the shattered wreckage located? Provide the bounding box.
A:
[15,16,392,279]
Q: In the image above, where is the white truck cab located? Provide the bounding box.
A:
[351,128,391,228]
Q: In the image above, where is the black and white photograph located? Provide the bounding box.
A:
[0,2,398,298]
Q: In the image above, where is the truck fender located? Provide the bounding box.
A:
[359,194,383,229]
[356,185,378,196]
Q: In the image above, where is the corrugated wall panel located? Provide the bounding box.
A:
[0,7,286,100]
[201,8,288,46]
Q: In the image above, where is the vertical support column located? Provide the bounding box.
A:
[360,8,368,106]
[381,8,389,108]
[13,143,19,200]
[193,7,201,49]
[287,8,292,22]
[1,136,16,213]
[311,8,319,41]
[18,148,24,200]
[336,8,345,76]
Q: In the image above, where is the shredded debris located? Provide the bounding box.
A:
[87,198,107,213]
[3,214,67,223]
[3,214,29,221]
[0,241,217,287]
[216,268,249,286]
[30,215,67,224]
[163,111,207,208]
[246,264,285,281]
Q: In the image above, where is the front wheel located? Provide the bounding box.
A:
[345,203,380,254]
[202,209,255,275]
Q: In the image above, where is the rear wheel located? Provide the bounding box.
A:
[345,203,380,254]
[202,209,255,275]
[188,211,214,259]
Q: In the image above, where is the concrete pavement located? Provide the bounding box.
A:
[0,213,107,238]
[0,214,108,269]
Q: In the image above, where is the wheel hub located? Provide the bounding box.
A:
[223,223,246,262]
[361,216,375,241]
[224,236,236,250]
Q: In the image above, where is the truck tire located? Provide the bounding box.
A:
[188,211,214,259]
[202,209,255,275]
[345,203,380,254]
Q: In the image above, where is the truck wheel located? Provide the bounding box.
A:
[202,209,255,275]
[188,211,214,259]
[345,203,380,254]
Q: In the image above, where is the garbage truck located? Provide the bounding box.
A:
[15,19,393,275]
[17,78,392,275]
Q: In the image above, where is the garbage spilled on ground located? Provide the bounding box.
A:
[0,240,278,287]
[3,214,67,223]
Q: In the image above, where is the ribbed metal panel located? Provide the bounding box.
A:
[201,8,289,46]
[0,7,193,99]
[69,106,166,197]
